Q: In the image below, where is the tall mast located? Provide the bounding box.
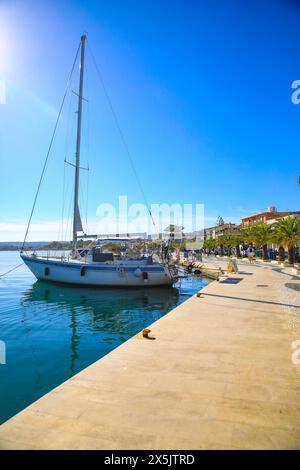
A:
[72,34,86,255]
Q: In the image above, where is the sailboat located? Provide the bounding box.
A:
[20,35,178,287]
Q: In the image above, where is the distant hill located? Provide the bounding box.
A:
[0,244,22,251]
[0,241,50,247]
[0,241,71,251]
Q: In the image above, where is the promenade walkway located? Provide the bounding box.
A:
[1,260,300,449]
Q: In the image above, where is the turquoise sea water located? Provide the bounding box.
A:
[0,251,209,424]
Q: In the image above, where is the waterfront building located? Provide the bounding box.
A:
[163,225,185,242]
[241,207,300,227]
[204,223,240,240]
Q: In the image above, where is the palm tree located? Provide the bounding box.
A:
[250,223,273,260]
[273,216,300,264]
[242,226,256,245]
[270,228,286,262]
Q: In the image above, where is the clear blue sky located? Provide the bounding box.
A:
[0,0,299,240]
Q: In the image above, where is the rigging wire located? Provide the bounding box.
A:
[78,61,89,238]
[59,160,67,242]
[21,42,81,252]
[60,84,74,242]
[84,57,91,233]
[87,41,157,230]
[63,183,74,245]
[60,90,76,242]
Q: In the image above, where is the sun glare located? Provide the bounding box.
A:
[0,32,9,70]
[0,3,21,73]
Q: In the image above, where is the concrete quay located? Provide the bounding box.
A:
[0,259,300,449]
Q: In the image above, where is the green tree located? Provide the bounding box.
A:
[171,241,186,251]
[221,233,235,256]
[216,216,225,226]
[241,226,256,244]
[216,235,225,256]
[203,238,216,253]
[250,223,274,260]
[230,232,243,258]
[273,216,300,264]
[270,227,286,262]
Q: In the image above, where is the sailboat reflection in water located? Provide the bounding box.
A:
[22,281,180,375]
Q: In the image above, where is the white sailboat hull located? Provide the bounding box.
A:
[21,255,177,287]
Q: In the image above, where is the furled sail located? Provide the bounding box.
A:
[75,203,83,232]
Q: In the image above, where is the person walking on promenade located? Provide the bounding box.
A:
[246,245,255,264]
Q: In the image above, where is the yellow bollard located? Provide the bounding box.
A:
[227,260,234,273]
[142,328,151,338]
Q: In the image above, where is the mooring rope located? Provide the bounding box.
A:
[0,263,24,278]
